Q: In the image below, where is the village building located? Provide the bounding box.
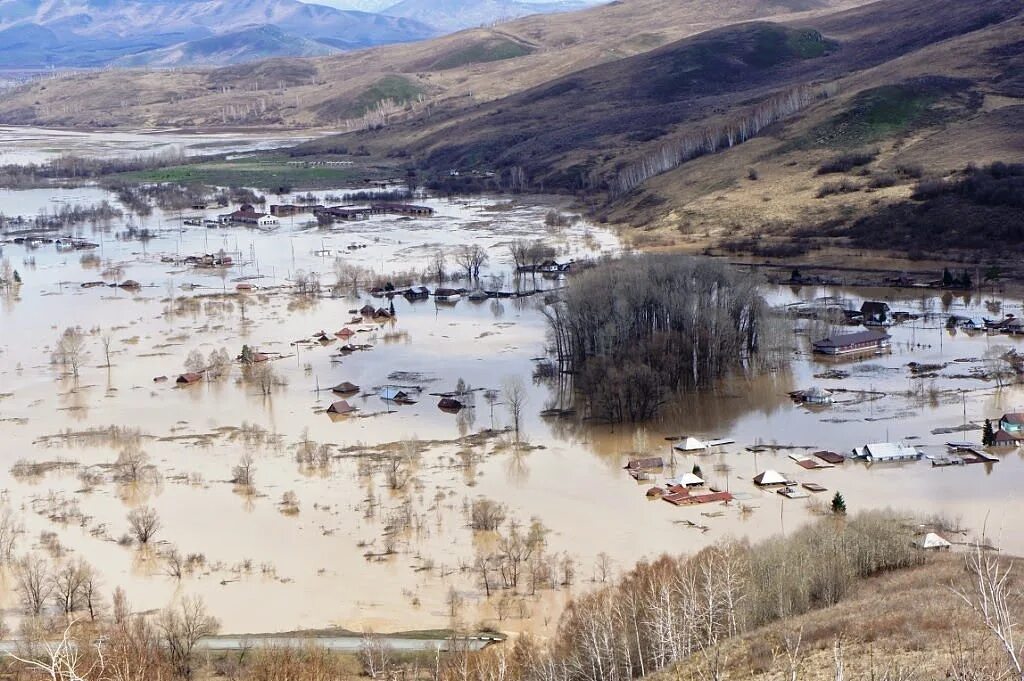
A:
[331,381,360,394]
[438,397,464,411]
[999,412,1024,432]
[798,386,833,405]
[753,470,792,486]
[380,387,412,403]
[326,400,357,415]
[371,203,435,217]
[270,204,323,217]
[625,457,664,470]
[176,372,203,385]
[673,436,707,452]
[434,288,462,302]
[219,204,279,227]
[860,301,891,326]
[851,442,922,462]
[812,329,891,356]
[916,532,951,550]
[992,429,1024,447]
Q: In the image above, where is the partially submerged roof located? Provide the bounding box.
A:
[1001,412,1024,425]
[813,329,890,347]
[917,532,951,549]
[854,442,921,460]
[327,400,356,415]
[753,469,789,486]
[380,387,410,401]
[332,381,360,394]
[673,436,707,452]
[670,472,705,487]
[625,456,664,470]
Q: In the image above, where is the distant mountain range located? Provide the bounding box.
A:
[0,0,609,68]
[0,0,435,67]
[379,0,608,34]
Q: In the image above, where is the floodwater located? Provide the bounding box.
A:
[0,126,321,165]
[2,184,1024,638]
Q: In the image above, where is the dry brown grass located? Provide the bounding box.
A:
[654,554,1015,679]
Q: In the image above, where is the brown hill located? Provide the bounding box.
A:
[0,0,870,128]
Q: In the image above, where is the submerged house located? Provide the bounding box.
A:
[438,397,464,411]
[380,387,412,403]
[753,470,791,486]
[798,386,833,405]
[992,429,1024,447]
[916,533,952,550]
[176,372,203,385]
[625,457,664,471]
[331,381,360,395]
[852,442,922,462]
[860,301,891,326]
[812,329,891,356]
[999,412,1024,433]
[673,437,707,452]
[327,400,357,415]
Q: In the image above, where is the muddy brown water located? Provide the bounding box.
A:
[2,187,1024,637]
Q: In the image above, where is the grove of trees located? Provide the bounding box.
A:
[544,255,787,422]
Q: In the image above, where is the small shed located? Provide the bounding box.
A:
[673,437,707,452]
[331,381,360,395]
[438,397,464,411]
[327,400,357,415]
[753,470,790,486]
[176,372,203,385]
[359,304,376,316]
[916,533,952,550]
[335,328,355,339]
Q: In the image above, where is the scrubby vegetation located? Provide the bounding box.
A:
[832,162,1024,250]
[544,255,787,422]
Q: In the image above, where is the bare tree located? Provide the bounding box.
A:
[116,445,151,483]
[101,331,115,368]
[232,454,256,490]
[53,559,93,615]
[250,361,283,396]
[359,632,393,679]
[184,349,206,375]
[206,348,232,380]
[503,376,527,442]
[127,506,161,544]
[14,554,52,615]
[0,503,22,563]
[157,596,220,679]
[953,543,1024,679]
[429,250,447,283]
[53,326,88,378]
[455,244,489,280]
[470,498,506,531]
[6,620,103,680]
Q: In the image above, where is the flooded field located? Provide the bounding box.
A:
[2,184,1024,637]
[0,126,320,165]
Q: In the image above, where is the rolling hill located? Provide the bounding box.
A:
[0,0,871,127]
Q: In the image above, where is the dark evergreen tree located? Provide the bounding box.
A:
[983,418,995,446]
[831,491,847,515]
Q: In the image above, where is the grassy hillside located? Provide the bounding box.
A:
[0,0,870,128]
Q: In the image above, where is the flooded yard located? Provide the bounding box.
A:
[2,183,1024,637]
[0,126,320,165]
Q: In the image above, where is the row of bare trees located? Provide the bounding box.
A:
[611,84,835,197]
[543,255,788,422]
[439,511,924,681]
